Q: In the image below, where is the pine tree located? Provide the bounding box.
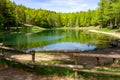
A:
[0,0,16,29]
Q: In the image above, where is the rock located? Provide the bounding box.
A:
[109,39,120,47]
[110,40,118,47]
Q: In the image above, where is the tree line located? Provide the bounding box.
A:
[0,0,120,30]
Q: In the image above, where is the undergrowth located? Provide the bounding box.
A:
[1,58,120,80]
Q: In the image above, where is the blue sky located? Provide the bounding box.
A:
[10,0,100,12]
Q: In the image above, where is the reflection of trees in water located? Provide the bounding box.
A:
[0,30,115,50]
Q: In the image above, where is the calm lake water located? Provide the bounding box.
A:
[0,29,116,51]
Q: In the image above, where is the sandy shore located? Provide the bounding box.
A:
[89,30,120,38]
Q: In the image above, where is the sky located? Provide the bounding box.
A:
[10,0,100,13]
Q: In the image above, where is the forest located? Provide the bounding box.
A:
[0,0,120,30]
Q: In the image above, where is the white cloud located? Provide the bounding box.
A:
[10,0,99,12]
[50,0,82,6]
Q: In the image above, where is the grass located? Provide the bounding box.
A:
[20,26,45,33]
[1,57,120,79]
[4,26,46,33]
[35,60,74,65]
[57,26,99,30]
[97,27,120,32]
[30,26,45,31]
[97,68,120,72]
[0,58,74,76]
[34,66,74,76]
[76,66,120,80]
[19,59,74,65]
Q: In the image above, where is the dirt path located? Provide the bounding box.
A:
[0,47,120,80]
[4,47,120,67]
[89,30,120,38]
[0,65,78,80]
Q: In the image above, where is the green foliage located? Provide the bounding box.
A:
[0,58,74,76]
[0,13,5,27]
[98,0,120,28]
[0,0,16,29]
[34,66,74,76]
[0,0,120,29]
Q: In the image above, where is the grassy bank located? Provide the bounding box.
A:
[56,26,99,30]
[96,27,120,33]
[59,26,120,32]
[0,26,45,33]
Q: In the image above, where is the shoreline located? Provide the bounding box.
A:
[89,30,120,39]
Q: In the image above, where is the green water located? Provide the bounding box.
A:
[0,29,116,51]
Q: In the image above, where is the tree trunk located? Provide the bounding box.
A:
[118,21,120,28]
[110,20,114,29]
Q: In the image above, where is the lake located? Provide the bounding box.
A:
[0,29,117,52]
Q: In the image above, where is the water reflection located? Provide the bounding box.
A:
[0,29,116,51]
[27,42,96,52]
[41,35,66,41]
